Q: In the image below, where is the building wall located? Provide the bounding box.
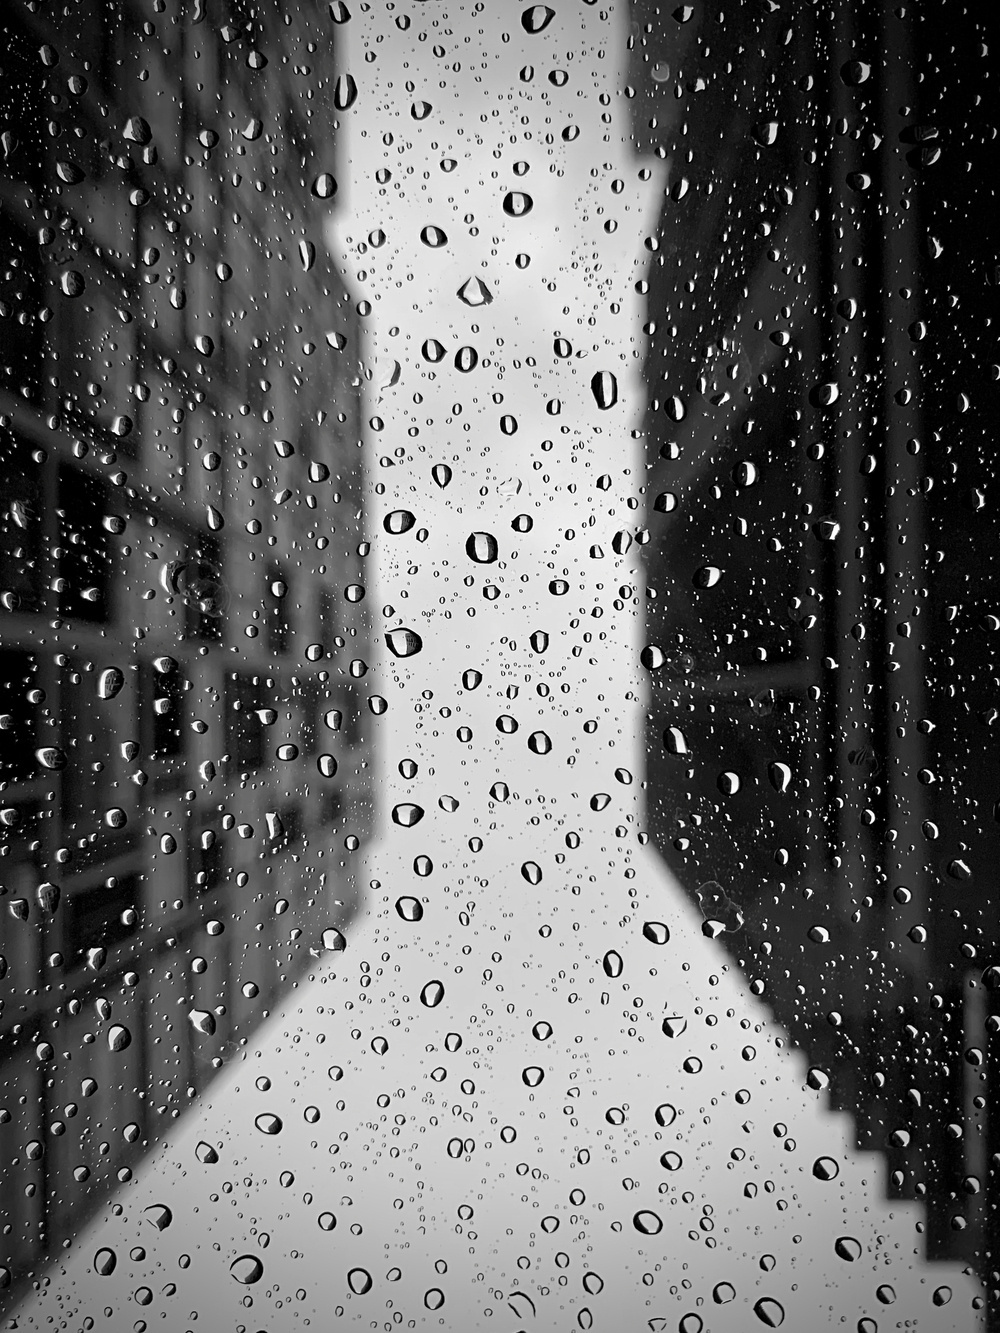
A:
[0,0,368,1303]
[631,0,1000,1314]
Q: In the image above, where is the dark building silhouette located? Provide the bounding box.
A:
[0,0,367,1307]
[633,0,1000,1323]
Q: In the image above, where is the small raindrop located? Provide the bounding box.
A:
[255,1113,283,1135]
[230,1255,264,1285]
[421,225,448,247]
[521,861,542,884]
[602,950,623,978]
[753,1297,785,1327]
[521,4,556,33]
[812,1155,840,1181]
[348,1267,373,1295]
[591,371,618,410]
[642,921,669,945]
[420,980,445,1008]
[396,897,423,922]
[94,1248,117,1276]
[432,463,453,487]
[835,1236,862,1261]
[466,531,499,563]
[392,803,424,827]
[322,928,347,952]
[195,1141,219,1164]
[108,1024,131,1052]
[334,74,358,110]
[632,1210,663,1235]
[386,628,422,658]
[503,191,534,217]
[144,1205,172,1232]
[457,276,493,307]
[522,1066,544,1087]
[713,1283,736,1305]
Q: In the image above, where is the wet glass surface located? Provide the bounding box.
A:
[0,1,998,1328]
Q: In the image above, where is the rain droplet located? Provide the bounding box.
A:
[835,1236,862,1261]
[432,463,453,488]
[502,191,533,217]
[348,1267,373,1295]
[420,980,445,1008]
[642,921,669,945]
[753,1297,785,1327]
[392,803,424,827]
[457,276,493,307]
[693,565,722,588]
[591,371,618,410]
[188,1009,216,1036]
[521,4,556,33]
[94,1248,117,1276]
[230,1254,264,1285]
[528,731,551,755]
[144,1204,172,1231]
[421,225,448,247]
[334,73,358,110]
[632,1210,663,1236]
[602,950,623,978]
[255,1113,283,1135]
[521,862,542,885]
[812,1155,840,1181]
[322,927,347,952]
[522,1066,544,1087]
[312,172,337,198]
[530,631,549,653]
[108,1024,131,1052]
[195,1141,219,1164]
[654,1103,677,1127]
[713,1283,736,1304]
[466,531,498,563]
[396,897,423,922]
[386,628,422,658]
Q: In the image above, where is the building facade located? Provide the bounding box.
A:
[632,0,1000,1321]
[0,0,368,1306]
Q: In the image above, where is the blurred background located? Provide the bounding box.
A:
[0,0,998,1327]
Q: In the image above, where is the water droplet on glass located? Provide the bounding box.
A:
[503,191,534,217]
[144,1204,172,1232]
[457,277,493,307]
[395,897,423,922]
[230,1254,264,1285]
[632,1210,663,1236]
[522,1066,544,1087]
[385,628,422,658]
[108,1024,131,1052]
[334,73,358,110]
[834,1236,862,1261]
[521,861,542,885]
[188,1009,216,1037]
[322,927,347,952]
[94,1248,117,1276]
[753,1297,785,1327]
[348,1267,373,1295]
[195,1141,219,1164]
[255,1113,283,1135]
[812,1155,840,1181]
[466,531,498,563]
[521,4,556,33]
[392,803,424,828]
[591,371,618,410]
[420,225,447,247]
